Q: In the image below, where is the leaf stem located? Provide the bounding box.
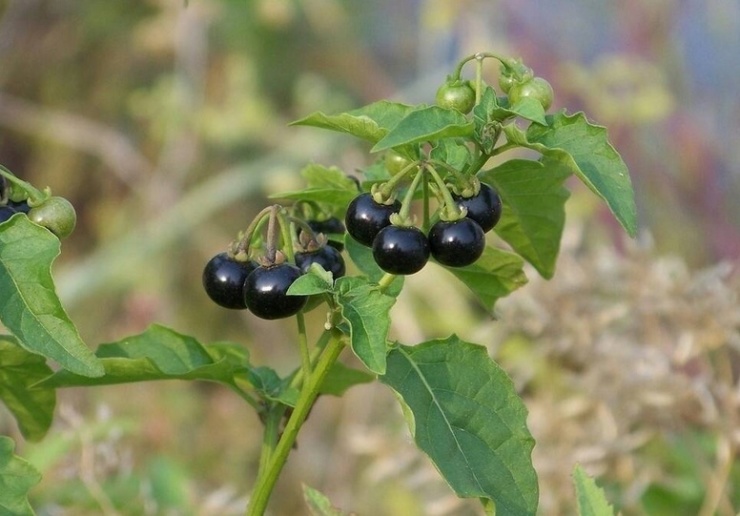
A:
[246,333,345,516]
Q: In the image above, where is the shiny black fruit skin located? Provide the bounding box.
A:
[453,183,502,233]
[243,263,307,320]
[202,253,258,309]
[295,245,346,279]
[428,218,486,267]
[0,206,17,223]
[345,193,401,247]
[308,217,346,251]
[372,225,430,275]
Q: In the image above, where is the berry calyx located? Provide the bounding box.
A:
[428,218,485,267]
[307,217,345,251]
[244,263,307,320]
[345,193,401,247]
[203,253,259,309]
[372,225,430,275]
[453,182,502,233]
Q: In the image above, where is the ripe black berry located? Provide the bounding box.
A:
[0,205,17,223]
[345,193,401,247]
[372,225,430,275]
[428,218,485,267]
[202,253,258,309]
[295,245,346,279]
[8,199,30,214]
[244,263,307,320]
[307,217,346,251]
[453,183,502,233]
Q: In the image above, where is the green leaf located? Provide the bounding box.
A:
[334,277,395,375]
[573,465,615,516]
[39,324,249,389]
[372,106,474,153]
[0,336,55,442]
[319,362,375,397]
[272,164,359,211]
[0,435,41,516]
[247,366,298,406]
[524,111,637,237]
[442,246,528,310]
[290,101,417,143]
[344,237,403,296]
[303,484,350,516]
[380,337,538,515]
[287,263,334,296]
[507,96,547,126]
[430,139,472,172]
[473,87,502,154]
[479,158,570,279]
[0,216,103,377]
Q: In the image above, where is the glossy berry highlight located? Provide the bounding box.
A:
[203,253,259,309]
[345,193,401,247]
[428,218,486,267]
[372,225,430,275]
[244,263,307,320]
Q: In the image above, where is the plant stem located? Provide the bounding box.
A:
[246,333,345,516]
[296,312,311,382]
[377,272,396,293]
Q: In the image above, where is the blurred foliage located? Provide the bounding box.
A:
[0,0,739,514]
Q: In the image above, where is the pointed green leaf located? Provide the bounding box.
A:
[334,277,395,374]
[247,366,298,406]
[442,246,528,310]
[287,263,334,296]
[272,164,359,211]
[0,336,55,442]
[0,216,103,377]
[344,237,403,296]
[507,96,547,126]
[303,484,350,516]
[290,101,417,143]
[372,106,474,153]
[0,435,41,516]
[573,465,615,516]
[430,139,472,172]
[380,337,538,515]
[479,158,570,278]
[319,362,375,397]
[524,112,637,237]
[39,324,249,388]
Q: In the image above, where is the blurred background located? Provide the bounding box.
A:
[0,0,739,514]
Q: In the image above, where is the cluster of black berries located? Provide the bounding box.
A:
[202,216,346,320]
[344,183,502,275]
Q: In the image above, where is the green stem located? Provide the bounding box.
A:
[378,160,419,199]
[451,51,508,80]
[475,54,483,105]
[296,312,311,382]
[235,205,275,256]
[424,164,462,221]
[377,272,396,293]
[246,334,345,516]
[255,407,284,483]
[395,167,426,224]
[0,164,47,204]
[422,173,430,233]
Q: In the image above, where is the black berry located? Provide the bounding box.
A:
[0,206,17,223]
[295,245,346,279]
[372,225,430,275]
[202,253,258,309]
[244,263,307,320]
[453,183,502,233]
[345,193,401,247]
[428,218,485,267]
